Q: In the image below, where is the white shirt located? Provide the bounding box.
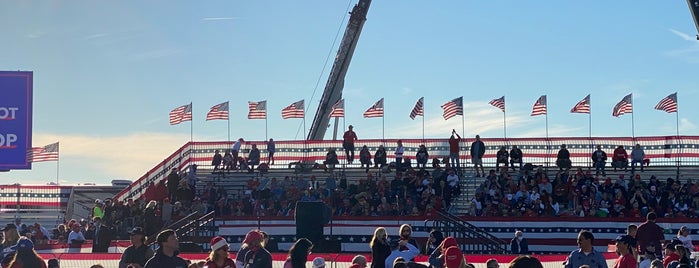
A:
[678,235,693,249]
[68,230,85,243]
[385,243,419,268]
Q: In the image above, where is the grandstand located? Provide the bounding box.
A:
[103,135,699,255]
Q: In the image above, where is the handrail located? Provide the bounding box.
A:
[434,210,507,254]
[176,211,215,239]
[145,211,201,245]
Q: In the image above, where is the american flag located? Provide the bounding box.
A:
[30,142,59,162]
[654,92,678,113]
[570,94,590,114]
[169,103,192,125]
[281,100,305,119]
[248,101,267,119]
[329,99,345,118]
[531,95,547,116]
[363,98,384,118]
[206,101,229,121]
[612,93,633,117]
[409,97,424,120]
[441,97,463,120]
[489,96,505,112]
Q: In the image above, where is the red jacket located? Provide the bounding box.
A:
[613,148,628,162]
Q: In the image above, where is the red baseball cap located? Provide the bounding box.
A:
[443,246,464,268]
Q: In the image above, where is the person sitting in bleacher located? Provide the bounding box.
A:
[247,144,261,173]
[612,145,629,171]
[323,147,339,172]
[556,144,572,171]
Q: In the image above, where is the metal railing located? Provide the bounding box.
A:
[114,136,699,202]
[432,210,507,254]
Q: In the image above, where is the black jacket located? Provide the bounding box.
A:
[144,249,188,268]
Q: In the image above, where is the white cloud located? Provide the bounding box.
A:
[33,132,188,179]
[669,28,695,41]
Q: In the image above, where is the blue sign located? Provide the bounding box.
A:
[0,71,33,170]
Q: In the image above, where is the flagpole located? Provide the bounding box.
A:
[56,141,60,185]
[265,116,268,141]
[421,113,425,142]
[190,103,194,143]
[676,95,681,179]
[503,109,507,140]
[545,112,550,169]
[304,116,308,163]
[631,110,636,142]
[382,115,385,143]
[227,111,231,143]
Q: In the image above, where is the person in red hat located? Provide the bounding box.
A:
[204,236,235,268]
[240,230,271,268]
[443,246,466,268]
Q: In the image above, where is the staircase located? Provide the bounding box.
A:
[145,211,215,245]
[429,210,507,254]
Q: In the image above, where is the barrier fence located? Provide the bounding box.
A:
[114,135,699,202]
[36,252,619,268]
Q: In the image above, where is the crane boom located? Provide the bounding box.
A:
[307,0,372,140]
[689,0,699,40]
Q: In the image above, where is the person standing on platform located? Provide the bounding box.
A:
[470,135,485,177]
[343,125,358,164]
[266,138,276,165]
[448,130,462,170]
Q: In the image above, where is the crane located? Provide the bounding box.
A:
[307,0,372,140]
[689,0,699,40]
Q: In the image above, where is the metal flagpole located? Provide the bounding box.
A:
[227,112,231,143]
[421,99,425,141]
[56,142,60,185]
[631,109,636,142]
[265,115,268,141]
[382,111,385,142]
[421,115,425,142]
[503,110,507,139]
[676,95,681,179]
[190,103,194,142]
[304,116,308,162]
[545,112,550,169]
[588,112,592,140]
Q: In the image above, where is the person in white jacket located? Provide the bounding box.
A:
[384,239,419,268]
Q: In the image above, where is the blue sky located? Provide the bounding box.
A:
[1,1,698,185]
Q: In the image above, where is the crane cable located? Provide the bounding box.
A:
[294,0,354,140]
